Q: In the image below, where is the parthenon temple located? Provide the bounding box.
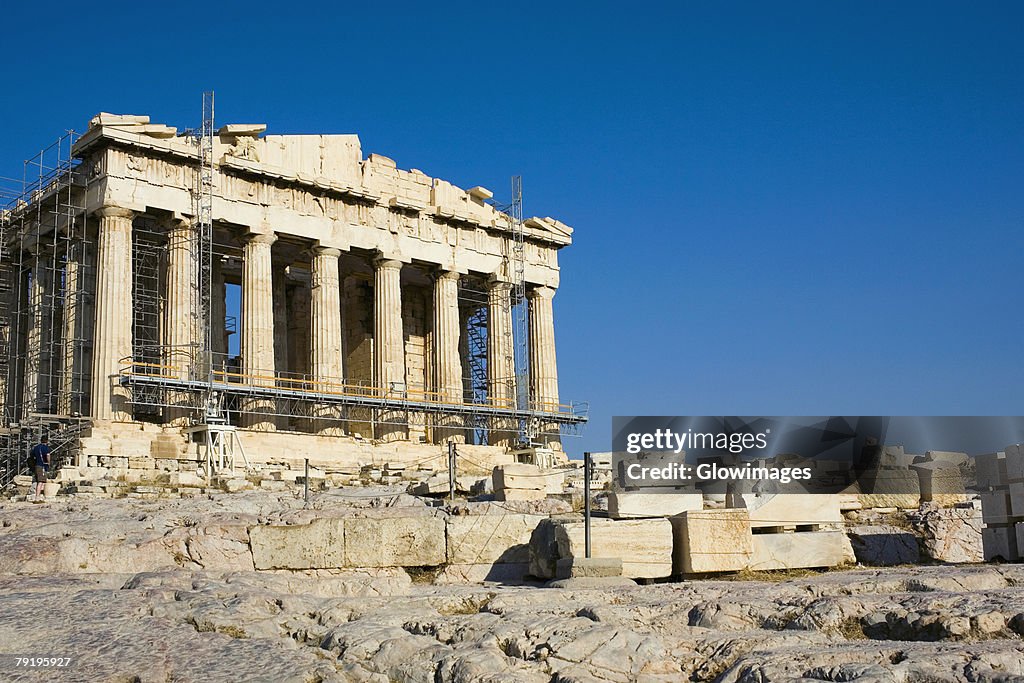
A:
[0,112,586,474]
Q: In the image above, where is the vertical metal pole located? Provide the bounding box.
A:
[448,441,456,503]
[304,457,310,503]
[584,451,592,559]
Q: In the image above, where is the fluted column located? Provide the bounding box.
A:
[529,286,561,449]
[373,257,406,441]
[432,270,464,443]
[163,217,196,424]
[211,256,227,366]
[91,207,134,421]
[22,252,48,414]
[241,232,277,430]
[58,248,80,416]
[310,246,344,434]
[487,279,517,448]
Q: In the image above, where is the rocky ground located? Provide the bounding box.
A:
[2,492,1023,682]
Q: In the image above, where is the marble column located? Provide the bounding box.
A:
[22,252,48,415]
[373,257,406,441]
[310,246,344,434]
[272,265,290,429]
[163,217,196,424]
[241,232,277,430]
[529,286,562,449]
[58,249,80,416]
[432,270,464,443]
[91,207,134,421]
[487,279,517,448]
[211,256,228,368]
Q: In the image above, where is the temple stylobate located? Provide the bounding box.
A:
[0,113,586,472]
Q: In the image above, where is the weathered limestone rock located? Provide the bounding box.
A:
[249,518,345,570]
[750,531,855,571]
[445,513,540,565]
[555,556,623,579]
[909,505,984,563]
[743,493,843,528]
[493,463,563,502]
[345,515,445,567]
[848,525,920,566]
[530,517,673,580]
[671,509,753,574]
[607,491,702,519]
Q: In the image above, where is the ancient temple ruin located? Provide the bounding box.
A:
[0,106,586,479]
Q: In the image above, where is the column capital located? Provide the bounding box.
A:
[313,245,342,258]
[95,206,135,220]
[433,269,460,283]
[527,285,556,300]
[373,256,403,272]
[165,212,193,226]
[487,278,513,294]
[245,232,277,247]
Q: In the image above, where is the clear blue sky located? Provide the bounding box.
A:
[3,2,1023,457]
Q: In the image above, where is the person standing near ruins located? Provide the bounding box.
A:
[31,435,51,502]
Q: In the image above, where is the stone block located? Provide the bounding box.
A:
[925,450,968,466]
[344,516,445,567]
[671,509,753,575]
[249,518,345,570]
[54,468,82,483]
[743,493,843,528]
[546,518,673,579]
[446,513,541,565]
[170,471,205,488]
[1009,482,1024,518]
[1007,444,1024,482]
[975,452,1008,488]
[493,464,563,496]
[155,459,180,472]
[223,478,251,493]
[103,456,128,470]
[498,488,547,502]
[78,466,109,482]
[749,531,855,570]
[848,525,920,566]
[857,467,921,509]
[982,525,1019,562]
[556,556,623,579]
[606,491,702,519]
[981,491,1013,524]
[910,461,968,505]
[128,456,155,470]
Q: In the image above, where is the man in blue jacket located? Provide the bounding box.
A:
[31,435,51,502]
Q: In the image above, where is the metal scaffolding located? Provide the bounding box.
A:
[0,131,95,486]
